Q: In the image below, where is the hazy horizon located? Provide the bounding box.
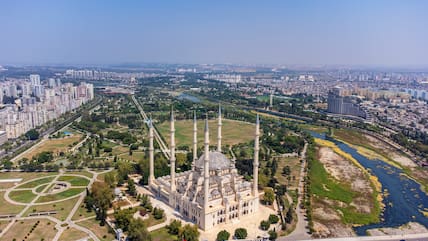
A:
[1,0,428,66]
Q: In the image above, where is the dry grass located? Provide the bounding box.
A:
[0,191,25,215]
[2,219,58,241]
[76,217,115,241]
[158,119,256,147]
[24,196,81,221]
[23,134,83,159]
[274,156,301,190]
[59,227,89,241]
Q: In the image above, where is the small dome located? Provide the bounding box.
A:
[195,151,231,171]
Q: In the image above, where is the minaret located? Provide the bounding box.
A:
[148,119,155,186]
[170,107,176,197]
[193,110,198,167]
[203,117,210,209]
[253,114,260,197]
[217,104,222,152]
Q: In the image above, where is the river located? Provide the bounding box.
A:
[311,132,428,235]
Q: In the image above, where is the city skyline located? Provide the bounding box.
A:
[1,0,428,66]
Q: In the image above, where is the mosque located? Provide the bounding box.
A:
[147,107,260,230]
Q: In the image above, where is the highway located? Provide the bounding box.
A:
[131,95,170,159]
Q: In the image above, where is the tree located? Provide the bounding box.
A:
[166,219,181,235]
[216,230,230,241]
[128,219,151,241]
[179,224,200,241]
[25,129,39,140]
[260,220,270,231]
[114,209,133,231]
[268,230,278,240]
[285,207,293,223]
[234,228,247,239]
[153,207,164,219]
[263,188,275,205]
[269,214,279,224]
[91,181,114,225]
[104,171,116,188]
[117,161,133,182]
[282,166,291,176]
[127,179,137,197]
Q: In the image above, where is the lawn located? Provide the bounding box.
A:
[158,119,255,147]
[112,145,129,156]
[58,175,90,186]
[0,191,25,214]
[76,217,115,241]
[22,134,83,159]
[151,227,178,241]
[118,151,145,162]
[18,176,56,188]
[9,190,37,203]
[24,196,81,221]
[72,203,95,221]
[0,172,57,183]
[1,219,57,241]
[64,171,94,178]
[59,227,89,241]
[36,188,85,203]
[274,156,301,191]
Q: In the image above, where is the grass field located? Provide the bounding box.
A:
[0,191,25,214]
[23,134,83,159]
[2,219,57,241]
[118,151,145,162]
[158,119,255,147]
[309,157,355,204]
[9,190,37,203]
[151,227,178,241]
[25,196,80,221]
[57,175,90,186]
[77,217,115,241]
[36,188,85,203]
[18,176,56,188]
[64,171,94,178]
[0,172,58,182]
[59,227,89,241]
[72,203,95,221]
[35,183,50,193]
[274,156,301,190]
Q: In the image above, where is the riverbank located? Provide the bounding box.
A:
[309,138,382,238]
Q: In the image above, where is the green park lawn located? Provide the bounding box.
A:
[18,176,56,188]
[151,227,178,241]
[9,190,37,203]
[58,175,90,186]
[36,188,85,203]
[158,119,255,147]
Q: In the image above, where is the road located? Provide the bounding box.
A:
[1,97,101,162]
[131,94,170,159]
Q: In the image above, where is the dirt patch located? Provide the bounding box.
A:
[367,222,428,236]
[318,147,371,193]
[313,221,354,238]
[364,134,416,167]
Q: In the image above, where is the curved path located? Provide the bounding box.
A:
[0,168,113,241]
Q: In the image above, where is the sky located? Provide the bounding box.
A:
[1,0,427,66]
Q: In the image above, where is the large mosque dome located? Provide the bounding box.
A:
[195,151,232,171]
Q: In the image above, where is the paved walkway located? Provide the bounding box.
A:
[280,142,310,241]
[0,168,113,241]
